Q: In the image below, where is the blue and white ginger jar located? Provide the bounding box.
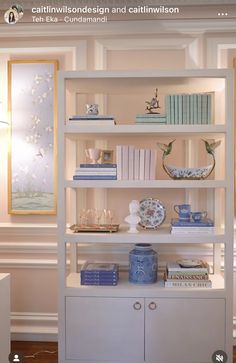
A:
[129,243,157,284]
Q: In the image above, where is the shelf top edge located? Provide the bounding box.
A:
[58,69,232,79]
[64,124,226,134]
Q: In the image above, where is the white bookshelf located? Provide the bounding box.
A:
[0,274,10,363]
[57,69,234,363]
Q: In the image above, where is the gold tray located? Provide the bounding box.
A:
[70,224,119,233]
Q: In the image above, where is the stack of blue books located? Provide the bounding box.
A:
[80,262,119,285]
[73,163,117,180]
[170,218,215,234]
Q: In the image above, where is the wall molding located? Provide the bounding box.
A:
[206,36,236,68]
[0,20,235,39]
[94,36,202,70]
[11,312,58,342]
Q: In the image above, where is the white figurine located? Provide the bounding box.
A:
[125,200,141,233]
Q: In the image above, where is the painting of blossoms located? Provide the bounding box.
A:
[8,61,58,214]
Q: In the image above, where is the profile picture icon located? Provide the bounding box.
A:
[4,4,24,24]
[11,4,24,19]
[8,351,23,363]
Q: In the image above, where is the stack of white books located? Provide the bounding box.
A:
[73,163,117,180]
[116,145,157,180]
[170,218,215,234]
[68,115,116,125]
[164,260,212,288]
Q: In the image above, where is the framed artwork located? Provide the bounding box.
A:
[8,60,58,214]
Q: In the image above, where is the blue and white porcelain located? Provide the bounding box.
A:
[165,164,213,180]
[139,198,166,229]
[129,243,157,284]
[174,204,191,221]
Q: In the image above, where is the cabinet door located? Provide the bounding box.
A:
[66,296,144,361]
[145,298,225,363]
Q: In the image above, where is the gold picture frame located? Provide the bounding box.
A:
[8,60,58,214]
[234,59,236,215]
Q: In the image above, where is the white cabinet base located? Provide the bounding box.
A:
[64,296,225,363]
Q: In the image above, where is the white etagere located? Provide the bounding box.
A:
[57,69,234,363]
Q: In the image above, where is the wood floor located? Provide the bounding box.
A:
[11,342,58,362]
[10,341,236,362]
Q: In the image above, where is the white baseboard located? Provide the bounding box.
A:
[11,312,58,342]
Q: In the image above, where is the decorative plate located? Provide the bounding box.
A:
[139,198,166,229]
[177,259,203,268]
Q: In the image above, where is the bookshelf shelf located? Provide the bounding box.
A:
[58,69,234,363]
[65,225,225,244]
[66,272,225,297]
[65,179,226,189]
[65,124,226,139]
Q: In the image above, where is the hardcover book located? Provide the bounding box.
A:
[79,164,117,168]
[70,115,115,120]
[73,175,117,180]
[171,218,214,227]
[68,120,115,125]
[167,261,209,274]
[164,280,212,288]
[81,262,119,273]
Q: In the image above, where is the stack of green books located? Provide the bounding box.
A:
[135,114,167,124]
[165,92,213,124]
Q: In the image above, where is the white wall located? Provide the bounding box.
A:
[0,19,235,341]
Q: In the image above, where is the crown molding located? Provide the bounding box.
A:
[0,19,235,39]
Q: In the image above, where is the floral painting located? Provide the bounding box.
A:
[8,60,58,214]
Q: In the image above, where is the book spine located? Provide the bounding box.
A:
[193,94,198,124]
[128,145,135,180]
[164,280,212,288]
[170,95,174,124]
[81,280,118,286]
[81,272,118,277]
[136,114,166,118]
[144,149,151,180]
[79,164,117,168]
[122,145,129,180]
[68,121,115,125]
[174,95,179,124]
[139,149,145,180]
[116,145,123,180]
[134,149,140,180]
[167,272,209,279]
[171,218,214,227]
[166,95,171,124]
[197,94,202,124]
[70,115,114,119]
[178,94,183,124]
[75,171,117,176]
[182,94,187,124]
[149,149,157,180]
[73,175,117,180]
[167,267,209,273]
[136,119,166,125]
[207,93,212,124]
[76,168,117,172]
[190,94,194,124]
